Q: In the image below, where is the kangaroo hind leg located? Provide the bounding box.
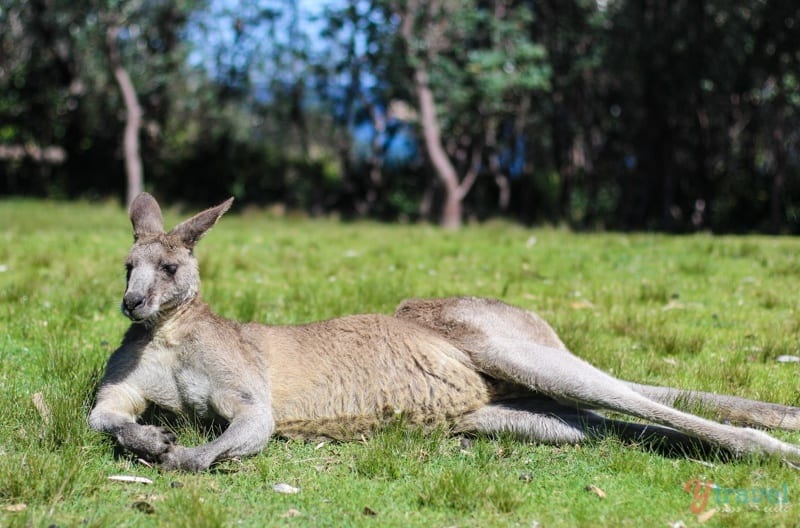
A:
[626,382,800,430]
[396,297,800,461]
[455,399,715,456]
[454,400,596,445]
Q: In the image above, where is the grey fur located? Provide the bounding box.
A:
[89,194,800,471]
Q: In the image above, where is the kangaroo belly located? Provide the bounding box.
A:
[261,315,491,441]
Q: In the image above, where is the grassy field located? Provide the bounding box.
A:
[1,198,799,527]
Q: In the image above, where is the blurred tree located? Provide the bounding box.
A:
[531,0,607,226]
[105,20,143,207]
[391,0,551,228]
[0,0,202,203]
[313,0,414,218]
[598,0,800,232]
[0,0,83,192]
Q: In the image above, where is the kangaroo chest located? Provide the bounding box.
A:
[174,363,214,418]
[140,340,216,418]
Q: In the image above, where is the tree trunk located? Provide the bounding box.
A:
[107,25,144,208]
[771,126,786,234]
[483,117,508,212]
[413,67,464,229]
[397,1,479,229]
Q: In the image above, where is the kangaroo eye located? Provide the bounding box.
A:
[161,263,178,276]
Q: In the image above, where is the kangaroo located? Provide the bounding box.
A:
[89,193,800,472]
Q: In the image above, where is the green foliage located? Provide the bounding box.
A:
[465,8,552,99]
[417,464,523,513]
[3,1,800,230]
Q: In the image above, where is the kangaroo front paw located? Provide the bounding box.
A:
[138,425,177,456]
[117,423,177,460]
[150,425,178,445]
[158,445,212,472]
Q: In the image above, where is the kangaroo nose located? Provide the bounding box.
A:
[123,293,146,313]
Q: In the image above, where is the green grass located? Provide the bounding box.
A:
[1,198,800,527]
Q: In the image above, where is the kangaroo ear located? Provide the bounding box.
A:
[130,193,164,239]
[169,197,234,249]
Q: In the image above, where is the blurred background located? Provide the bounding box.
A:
[1,0,799,232]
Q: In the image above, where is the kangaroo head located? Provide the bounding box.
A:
[122,193,233,324]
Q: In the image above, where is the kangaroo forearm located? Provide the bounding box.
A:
[89,409,176,460]
[159,413,274,471]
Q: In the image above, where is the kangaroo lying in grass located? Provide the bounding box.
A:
[89,193,800,471]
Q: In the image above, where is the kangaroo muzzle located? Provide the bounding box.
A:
[122,267,156,321]
[122,292,147,317]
